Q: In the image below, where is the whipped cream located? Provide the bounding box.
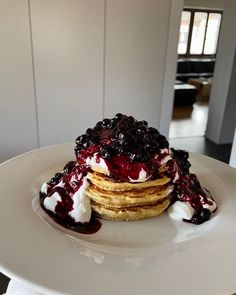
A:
[202,200,217,212]
[159,148,173,165]
[128,168,150,183]
[172,161,180,183]
[200,188,217,212]
[41,175,91,223]
[167,201,195,221]
[168,197,217,222]
[85,153,110,175]
[40,182,49,194]
[43,191,62,214]
[69,177,91,223]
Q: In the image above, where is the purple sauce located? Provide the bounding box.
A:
[39,161,102,234]
[40,191,102,234]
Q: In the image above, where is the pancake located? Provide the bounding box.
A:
[87,183,173,208]
[87,172,170,191]
[86,171,173,220]
[91,198,170,221]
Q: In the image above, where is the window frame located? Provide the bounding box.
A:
[178,8,223,58]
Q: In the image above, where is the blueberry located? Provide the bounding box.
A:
[86,128,95,136]
[147,141,159,153]
[75,134,88,145]
[130,151,149,162]
[117,146,125,154]
[90,134,100,144]
[140,120,148,127]
[102,118,111,127]
[172,149,189,160]
[82,141,90,148]
[75,139,90,150]
[74,145,83,154]
[136,125,147,136]
[158,135,169,148]
[172,149,191,174]
[118,135,130,147]
[94,121,103,130]
[48,172,63,185]
[115,113,124,120]
[109,118,118,128]
[118,133,125,140]
[126,116,135,125]
[100,146,114,159]
[180,160,191,174]
[147,127,160,140]
[144,143,151,151]
[63,161,76,173]
[191,214,204,225]
[199,208,211,221]
[191,208,211,224]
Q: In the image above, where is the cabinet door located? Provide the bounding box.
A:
[30,0,104,147]
[104,0,171,128]
[0,0,38,162]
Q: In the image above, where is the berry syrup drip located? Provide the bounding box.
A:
[173,174,216,224]
[40,191,101,234]
[39,161,101,234]
[171,149,217,224]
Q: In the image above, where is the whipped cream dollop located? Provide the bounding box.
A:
[167,201,195,221]
[40,171,91,224]
[128,168,150,183]
[68,177,91,223]
[167,182,217,223]
[40,182,49,195]
[43,191,62,213]
[85,153,110,175]
[158,148,173,165]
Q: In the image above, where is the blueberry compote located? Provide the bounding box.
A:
[40,113,217,231]
[39,161,101,234]
[171,149,217,224]
[75,113,171,182]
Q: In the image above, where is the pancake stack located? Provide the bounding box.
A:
[87,171,173,221]
[41,114,217,228]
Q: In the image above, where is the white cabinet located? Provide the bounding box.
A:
[0,0,38,162]
[30,0,105,147]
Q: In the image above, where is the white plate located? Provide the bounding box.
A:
[0,143,236,295]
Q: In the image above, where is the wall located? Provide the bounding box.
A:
[104,0,179,129]
[159,0,183,136]
[0,0,182,162]
[205,0,236,144]
[217,47,236,143]
[30,0,105,147]
[0,0,38,163]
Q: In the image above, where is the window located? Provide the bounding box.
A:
[190,12,208,54]
[178,11,191,54]
[204,13,222,54]
[178,9,222,56]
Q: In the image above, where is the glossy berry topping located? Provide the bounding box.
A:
[47,172,63,185]
[74,113,171,181]
[171,148,191,175]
